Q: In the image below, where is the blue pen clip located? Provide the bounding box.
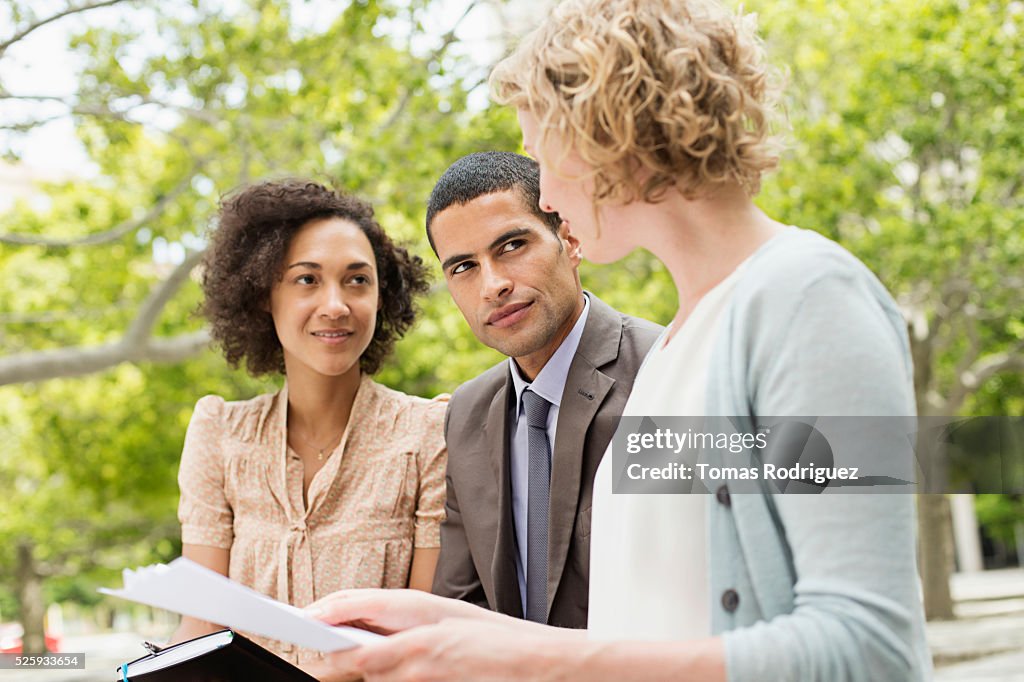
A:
[120,662,129,681]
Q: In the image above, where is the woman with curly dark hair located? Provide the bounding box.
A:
[169,178,446,673]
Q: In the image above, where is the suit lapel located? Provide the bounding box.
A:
[484,375,524,618]
[545,294,623,619]
[547,360,614,616]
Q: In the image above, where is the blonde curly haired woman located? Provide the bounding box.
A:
[307,2,931,680]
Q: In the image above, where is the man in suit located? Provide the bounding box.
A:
[426,151,661,628]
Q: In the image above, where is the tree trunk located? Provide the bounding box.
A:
[910,328,956,620]
[918,495,955,619]
[15,541,47,653]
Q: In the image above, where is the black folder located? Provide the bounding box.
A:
[115,630,317,681]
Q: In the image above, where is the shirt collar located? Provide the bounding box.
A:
[509,293,590,413]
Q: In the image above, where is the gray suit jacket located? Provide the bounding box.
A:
[432,293,661,628]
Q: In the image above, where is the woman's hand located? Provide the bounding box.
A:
[325,617,577,682]
[305,588,485,635]
[304,589,585,681]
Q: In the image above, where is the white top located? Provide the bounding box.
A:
[587,263,747,641]
[508,294,590,614]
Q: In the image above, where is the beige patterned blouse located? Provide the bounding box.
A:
[177,374,447,664]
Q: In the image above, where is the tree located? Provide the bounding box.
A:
[751,0,1024,618]
[2,0,1021,649]
[1,0,519,387]
[0,0,523,649]
[0,359,271,652]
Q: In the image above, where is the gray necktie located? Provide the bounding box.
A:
[522,389,552,623]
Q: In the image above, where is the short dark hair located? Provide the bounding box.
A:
[201,178,430,377]
[424,151,562,253]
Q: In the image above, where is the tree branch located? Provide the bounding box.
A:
[124,249,205,345]
[961,340,1024,392]
[0,301,133,324]
[951,311,983,387]
[0,250,210,385]
[135,92,221,125]
[0,330,211,386]
[0,92,222,128]
[0,0,136,57]
[0,166,200,247]
[0,115,67,132]
[370,0,481,139]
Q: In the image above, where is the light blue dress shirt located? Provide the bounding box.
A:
[507,294,590,615]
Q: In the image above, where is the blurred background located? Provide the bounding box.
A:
[0,0,1022,679]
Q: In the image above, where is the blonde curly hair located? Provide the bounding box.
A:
[490,0,782,204]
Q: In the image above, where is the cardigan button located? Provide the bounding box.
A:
[721,589,740,613]
[715,485,731,507]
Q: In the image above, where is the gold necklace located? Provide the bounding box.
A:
[295,427,345,461]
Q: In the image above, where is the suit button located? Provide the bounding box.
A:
[721,589,740,613]
[715,485,731,507]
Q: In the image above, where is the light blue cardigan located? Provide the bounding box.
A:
[701,228,931,681]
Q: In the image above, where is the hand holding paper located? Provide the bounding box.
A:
[100,558,382,652]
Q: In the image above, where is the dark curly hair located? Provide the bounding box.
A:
[200,179,430,377]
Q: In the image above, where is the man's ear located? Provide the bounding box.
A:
[560,220,583,264]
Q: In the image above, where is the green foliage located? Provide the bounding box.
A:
[0,354,275,595]
[975,494,1024,548]
[0,0,519,614]
[751,0,1023,415]
[1,0,1022,625]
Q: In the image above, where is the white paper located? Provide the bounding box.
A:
[100,557,382,651]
